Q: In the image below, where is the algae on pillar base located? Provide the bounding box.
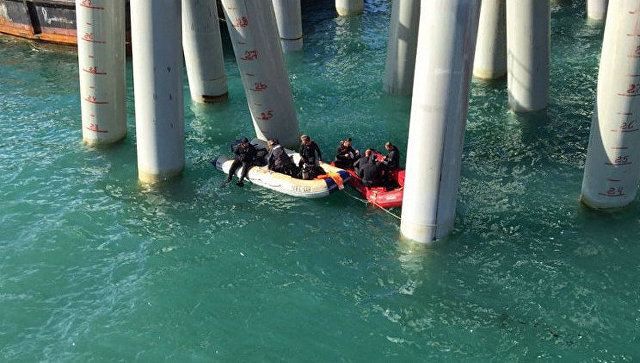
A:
[400,0,481,243]
[473,0,507,80]
[581,1,640,209]
[336,0,364,17]
[506,0,550,112]
[182,0,228,103]
[383,0,420,96]
[76,0,126,146]
[220,0,300,147]
[131,0,185,183]
[272,0,303,52]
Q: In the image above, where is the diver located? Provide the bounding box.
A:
[382,141,400,170]
[267,138,299,177]
[353,149,374,178]
[298,134,323,179]
[225,137,257,187]
[334,137,359,169]
[360,155,384,187]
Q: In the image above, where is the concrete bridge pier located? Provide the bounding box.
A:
[587,0,608,22]
[336,0,364,17]
[473,0,506,80]
[182,0,228,103]
[400,0,481,243]
[506,0,550,112]
[131,0,185,183]
[272,0,303,52]
[383,0,420,96]
[581,1,640,209]
[76,0,126,146]
[220,0,300,147]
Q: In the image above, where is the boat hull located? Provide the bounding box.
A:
[345,169,405,209]
[0,0,130,46]
[214,141,350,199]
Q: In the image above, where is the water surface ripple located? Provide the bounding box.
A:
[1,1,639,360]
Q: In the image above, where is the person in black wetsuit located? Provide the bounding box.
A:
[353,149,374,178]
[298,134,323,179]
[382,142,400,170]
[267,138,299,177]
[334,138,359,169]
[353,149,384,187]
[225,137,256,187]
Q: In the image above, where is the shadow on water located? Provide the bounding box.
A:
[510,109,550,145]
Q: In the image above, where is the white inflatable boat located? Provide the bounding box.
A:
[213,140,351,198]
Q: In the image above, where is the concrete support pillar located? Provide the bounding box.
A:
[581,1,640,209]
[400,0,481,243]
[473,0,507,80]
[272,0,303,52]
[336,0,364,17]
[383,0,420,95]
[76,0,126,146]
[587,0,608,22]
[182,0,228,103]
[130,0,184,183]
[220,0,300,147]
[506,0,550,112]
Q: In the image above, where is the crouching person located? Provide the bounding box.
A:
[267,139,300,178]
[226,137,256,187]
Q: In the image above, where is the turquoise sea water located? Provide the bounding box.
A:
[1,1,639,360]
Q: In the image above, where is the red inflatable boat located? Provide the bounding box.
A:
[342,153,405,209]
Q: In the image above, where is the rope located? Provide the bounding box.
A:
[343,189,402,221]
[343,189,368,204]
[370,200,402,221]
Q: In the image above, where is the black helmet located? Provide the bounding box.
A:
[241,137,249,143]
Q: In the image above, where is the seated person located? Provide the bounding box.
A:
[382,142,400,170]
[353,149,374,178]
[226,137,257,187]
[360,157,384,188]
[266,138,299,177]
[334,138,359,169]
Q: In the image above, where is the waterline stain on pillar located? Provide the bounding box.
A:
[76,0,126,146]
[473,0,506,80]
[400,0,481,244]
[383,0,420,96]
[182,0,228,104]
[272,0,303,53]
[506,0,550,113]
[581,1,640,209]
[131,0,185,184]
[220,0,300,147]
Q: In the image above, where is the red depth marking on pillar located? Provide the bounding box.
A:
[85,123,108,133]
[233,16,249,28]
[251,82,267,91]
[82,33,106,44]
[83,66,107,75]
[258,110,274,120]
[79,0,104,10]
[84,95,108,104]
[240,50,258,61]
[598,187,625,197]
